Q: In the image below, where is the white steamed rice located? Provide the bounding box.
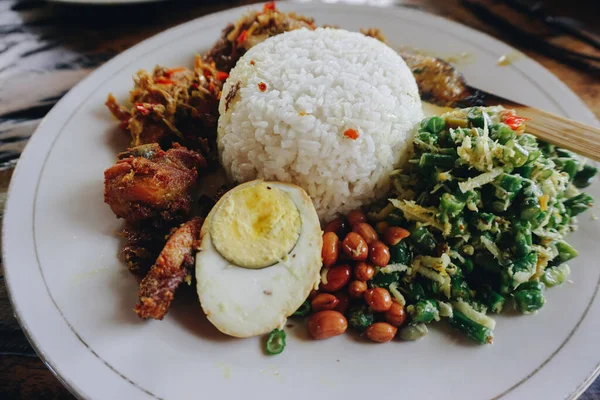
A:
[217,28,423,221]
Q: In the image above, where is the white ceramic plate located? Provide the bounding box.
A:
[4,3,600,400]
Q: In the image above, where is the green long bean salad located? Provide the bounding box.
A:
[365,106,597,344]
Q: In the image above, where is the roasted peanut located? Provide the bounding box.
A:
[385,301,407,327]
[342,232,368,261]
[307,310,348,340]
[352,222,379,245]
[366,322,398,343]
[347,209,367,226]
[324,217,348,236]
[348,280,368,298]
[354,261,375,281]
[364,287,392,312]
[383,226,410,246]
[322,232,341,268]
[320,264,351,292]
[311,293,340,312]
[369,240,390,267]
[333,291,350,314]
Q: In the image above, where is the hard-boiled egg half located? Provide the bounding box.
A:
[196,180,322,338]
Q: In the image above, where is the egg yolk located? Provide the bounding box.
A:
[210,182,302,269]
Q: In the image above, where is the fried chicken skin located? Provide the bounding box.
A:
[135,217,203,320]
[105,56,225,162]
[205,2,315,72]
[104,143,206,227]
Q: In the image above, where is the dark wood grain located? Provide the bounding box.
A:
[0,0,598,399]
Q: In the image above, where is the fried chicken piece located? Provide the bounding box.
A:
[104,143,206,227]
[105,56,225,162]
[135,217,203,320]
[121,223,170,280]
[400,52,470,107]
[205,2,315,72]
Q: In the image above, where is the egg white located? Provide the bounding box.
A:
[195,180,322,338]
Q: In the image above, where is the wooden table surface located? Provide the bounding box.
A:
[0,0,598,398]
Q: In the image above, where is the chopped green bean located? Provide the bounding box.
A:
[419,153,456,169]
[347,305,374,333]
[513,221,532,258]
[538,141,555,156]
[495,173,523,194]
[449,310,493,344]
[467,107,491,128]
[440,193,465,216]
[451,276,471,300]
[514,281,546,313]
[265,329,286,355]
[555,241,578,263]
[564,193,594,217]
[417,131,438,146]
[404,281,427,302]
[504,140,529,167]
[372,270,401,290]
[491,123,516,144]
[517,134,537,148]
[541,264,570,287]
[425,116,446,134]
[486,290,505,313]
[554,157,580,181]
[555,148,577,158]
[385,210,407,227]
[292,300,311,317]
[408,299,439,323]
[409,227,437,255]
[515,164,534,179]
[574,165,598,188]
[389,241,412,264]
[527,150,542,163]
[520,196,542,221]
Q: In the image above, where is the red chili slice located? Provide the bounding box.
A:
[135,104,150,116]
[237,30,248,46]
[503,114,530,130]
[155,77,176,85]
[216,71,229,81]
[263,1,276,12]
[344,128,359,140]
[164,67,186,77]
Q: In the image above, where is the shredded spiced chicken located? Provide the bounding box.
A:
[204,2,315,72]
[106,56,226,165]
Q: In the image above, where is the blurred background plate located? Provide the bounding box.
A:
[49,0,164,4]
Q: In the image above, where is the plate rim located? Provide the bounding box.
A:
[3,2,599,399]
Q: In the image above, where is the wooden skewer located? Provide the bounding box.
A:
[466,86,600,161]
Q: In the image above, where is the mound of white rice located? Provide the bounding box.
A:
[217,28,423,221]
